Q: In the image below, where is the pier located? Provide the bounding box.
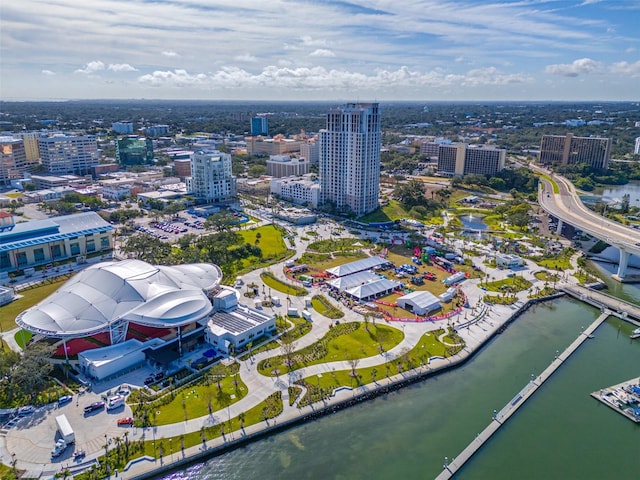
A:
[435,310,610,480]
[561,284,640,322]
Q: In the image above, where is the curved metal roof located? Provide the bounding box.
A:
[16,260,222,338]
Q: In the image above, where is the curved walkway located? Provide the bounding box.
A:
[2,219,587,477]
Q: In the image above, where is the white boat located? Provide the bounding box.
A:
[630,327,640,339]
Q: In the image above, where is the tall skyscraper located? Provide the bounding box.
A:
[187,150,236,203]
[634,137,640,155]
[251,116,269,136]
[539,133,611,169]
[319,103,381,216]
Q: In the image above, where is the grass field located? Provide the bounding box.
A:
[0,276,72,332]
[239,224,288,258]
[260,272,307,296]
[296,329,462,406]
[311,295,344,319]
[303,253,368,270]
[482,275,532,293]
[258,322,403,376]
[358,200,410,223]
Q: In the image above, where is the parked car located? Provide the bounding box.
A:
[58,395,73,406]
[83,401,105,414]
[17,405,35,416]
[144,376,155,385]
[117,417,134,426]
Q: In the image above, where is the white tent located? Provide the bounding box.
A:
[397,291,441,315]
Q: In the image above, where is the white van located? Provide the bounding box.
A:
[107,395,125,410]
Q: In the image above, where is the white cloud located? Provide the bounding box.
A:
[108,63,138,72]
[41,70,56,76]
[610,61,640,77]
[461,67,533,87]
[309,49,335,58]
[234,54,257,62]
[138,69,209,87]
[136,64,533,91]
[301,36,327,47]
[162,51,179,57]
[74,60,105,75]
[544,58,603,77]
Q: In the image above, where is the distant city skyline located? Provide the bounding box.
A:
[1,0,639,101]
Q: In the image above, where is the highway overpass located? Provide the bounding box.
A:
[538,173,640,282]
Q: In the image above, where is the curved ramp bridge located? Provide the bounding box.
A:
[538,174,640,283]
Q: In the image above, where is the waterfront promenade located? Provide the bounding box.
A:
[435,310,611,480]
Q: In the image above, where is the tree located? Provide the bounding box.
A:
[10,342,55,400]
[205,211,236,231]
[347,356,360,379]
[394,179,426,208]
[280,340,297,371]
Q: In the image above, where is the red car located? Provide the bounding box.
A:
[117,417,134,426]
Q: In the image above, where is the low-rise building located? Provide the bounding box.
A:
[246,136,302,156]
[205,290,276,355]
[495,253,525,269]
[270,175,320,208]
[0,212,114,275]
[266,155,310,178]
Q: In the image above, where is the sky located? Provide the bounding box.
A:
[1,0,639,102]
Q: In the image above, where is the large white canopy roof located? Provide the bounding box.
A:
[16,260,222,338]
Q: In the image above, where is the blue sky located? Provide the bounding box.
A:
[1,0,639,101]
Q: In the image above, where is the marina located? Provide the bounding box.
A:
[591,378,640,424]
[435,310,610,480]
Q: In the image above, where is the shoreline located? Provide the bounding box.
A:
[121,294,565,480]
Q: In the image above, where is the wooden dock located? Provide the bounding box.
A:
[435,310,610,480]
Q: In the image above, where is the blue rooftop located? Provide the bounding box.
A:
[0,212,114,253]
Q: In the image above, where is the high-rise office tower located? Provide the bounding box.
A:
[319,103,381,216]
[251,116,269,136]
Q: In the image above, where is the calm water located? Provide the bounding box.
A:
[459,214,487,230]
[158,293,640,480]
[596,181,640,205]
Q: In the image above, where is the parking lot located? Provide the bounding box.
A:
[3,393,134,467]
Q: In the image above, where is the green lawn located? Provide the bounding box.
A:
[258,322,404,376]
[482,276,532,293]
[239,224,288,258]
[304,254,368,270]
[358,200,409,223]
[260,272,307,296]
[483,294,518,305]
[533,250,574,270]
[534,271,560,282]
[296,329,462,406]
[307,238,373,253]
[14,330,32,349]
[78,391,283,480]
[129,365,248,426]
[311,295,344,319]
[0,276,72,332]
[239,315,312,360]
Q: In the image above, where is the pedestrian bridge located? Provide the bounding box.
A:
[562,284,640,322]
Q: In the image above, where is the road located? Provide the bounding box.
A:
[538,174,640,257]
